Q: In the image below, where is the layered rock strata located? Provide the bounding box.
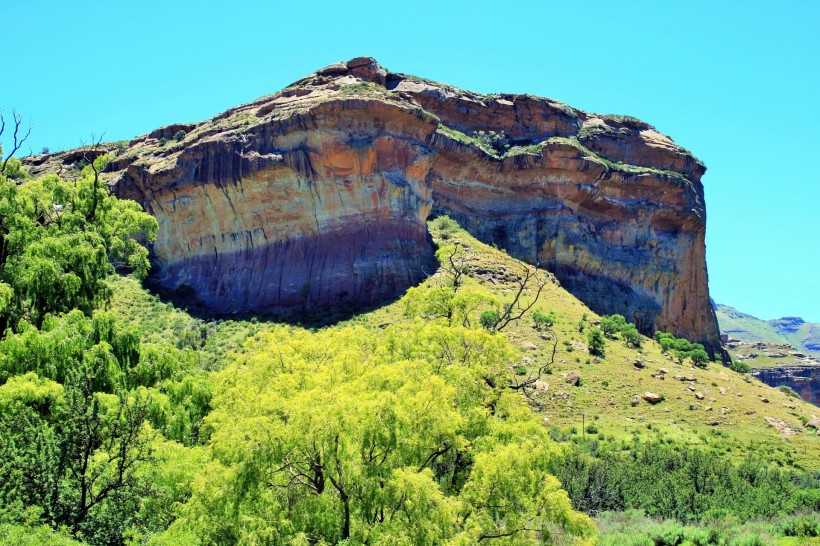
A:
[25,57,721,351]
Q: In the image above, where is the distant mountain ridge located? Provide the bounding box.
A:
[716,303,820,357]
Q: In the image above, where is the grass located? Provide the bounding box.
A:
[595,510,820,546]
[338,81,391,97]
[546,136,691,181]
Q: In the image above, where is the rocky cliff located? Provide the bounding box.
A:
[25,57,721,351]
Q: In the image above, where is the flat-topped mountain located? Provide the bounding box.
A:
[25,56,721,352]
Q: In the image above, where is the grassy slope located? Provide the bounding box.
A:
[107,220,820,470]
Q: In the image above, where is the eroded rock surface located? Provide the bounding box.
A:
[25,57,721,350]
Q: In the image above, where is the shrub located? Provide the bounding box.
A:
[690,348,710,368]
[173,130,187,141]
[780,514,820,537]
[600,314,627,338]
[622,324,642,348]
[588,329,606,357]
[479,310,499,330]
[472,130,509,155]
[532,310,555,330]
[730,361,751,374]
[777,385,800,399]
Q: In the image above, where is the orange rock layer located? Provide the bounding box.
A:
[29,57,721,352]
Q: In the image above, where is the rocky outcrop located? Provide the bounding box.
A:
[24,57,721,351]
[752,365,819,407]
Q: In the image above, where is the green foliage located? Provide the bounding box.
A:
[731,361,752,373]
[0,523,87,545]
[600,314,645,348]
[588,328,606,357]
[532,309,555,330]
[172,130,186,141]
[471,129,509,155]
[778,385,801,399]
[621,324,642,348]
[480,309,499,330]
[554,441,820,524]
[0,164,157,334]
[594,510,787,546]
[779,513,820,537]
[690,348,710,368]
[600,314,627,338]
[156,322,595,544]
[1,157,26,180]
[655,331,714,367]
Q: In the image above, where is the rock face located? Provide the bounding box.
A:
[752,365,819,407]
[25,57,721,350]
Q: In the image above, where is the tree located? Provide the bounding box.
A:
[621,324,642,348]
[0,110,32,176]
[0,162,157,335]
[483,265,548,332]
[588,329,606,357]
[600,314,627,338]
[532,310,554,330]
[54,370,152,542]
[690,348,709,368]
[157,323,595,544]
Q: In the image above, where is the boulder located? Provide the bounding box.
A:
[566,372,581,386]
[633,359,645,369]
[631,395,641,407]
[521,341,538,351]
[642,392,663,404]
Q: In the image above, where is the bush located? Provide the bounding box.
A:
[600,314,627,338]
[479,310,498,330]
[690,348,710,368]
[472,130,509,155]
[730,361,751,374]
[622,324,642,348]
[778,385,800,399]
[588,329,606,357]
[532,310,555,330]
[780,514,820,537]
[173,130,187,141]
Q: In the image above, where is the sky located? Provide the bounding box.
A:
[1,0,818,322]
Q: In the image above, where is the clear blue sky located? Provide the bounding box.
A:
[2,0,817,322]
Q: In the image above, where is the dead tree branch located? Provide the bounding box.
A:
[1,110,33,173]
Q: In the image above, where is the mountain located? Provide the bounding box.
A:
[24,56,720,352]
[716,303,820,358]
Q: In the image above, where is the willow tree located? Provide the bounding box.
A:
[156,323,596,545]
[0,156,157,336]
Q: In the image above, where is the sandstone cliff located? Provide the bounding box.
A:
[25,57,721,351]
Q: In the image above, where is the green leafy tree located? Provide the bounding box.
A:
[690,348,709,368]
[0,159,157,335]
[621,324,642,348]
[588,329,606,357]
[600,314,627,338]
[155,323,595,544]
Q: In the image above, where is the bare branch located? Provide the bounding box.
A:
[492,266,547,332]
[1,110,33,173]
[83,131,107,221]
